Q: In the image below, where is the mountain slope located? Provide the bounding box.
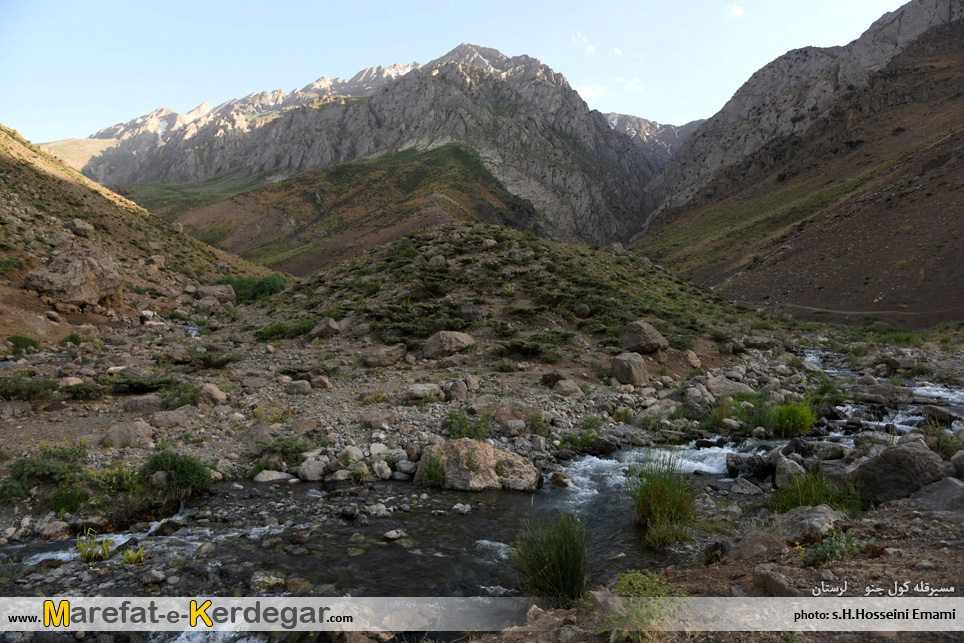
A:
[0,123,262,322]
[604,113,704,171]
[47,44,660,247]
[163,145,540,276]
[635,18,964,328]
[641,0,964,225]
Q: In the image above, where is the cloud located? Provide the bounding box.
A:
[571,32,597,56]
[610,48,622,57]
[617,77,644,93]
[726,4,744,18]
[575,85,606,100]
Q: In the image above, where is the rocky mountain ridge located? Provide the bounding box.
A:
[641,0,964,228]
[45,44,691,246]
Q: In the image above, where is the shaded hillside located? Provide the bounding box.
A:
[636,19,964,328]
[158,145,539,276]
[642,0,964,222]
[0,123,263,321]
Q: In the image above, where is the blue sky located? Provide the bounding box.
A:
[0,0,907,144]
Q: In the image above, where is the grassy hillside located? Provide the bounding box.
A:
[39,138,119,173]
[274,222,765,360]
[0,124,263,295]
[636,20,964,328]
[159,145,539,276]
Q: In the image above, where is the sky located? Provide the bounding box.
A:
[0,0,909,144]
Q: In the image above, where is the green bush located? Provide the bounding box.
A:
[802,531,863,567]
[509,512,589,608]
[768,470,865,518]
[254,320,314,341]
[0,478,25,504]
[140,452,210,498]
[627,451,696,548]
[62,382,108,400]
[250,273,288,300]
[49,486,84,515]
[6,335,39,355]
[416,451,445,488]
[606,569,686,642]
[443,409,492,440]
[258,437,311,464]
[158,382,200,409]
[0,375,59,401]
[60,333,95,346]
[772,403,816,438]
[186,345,244,370]
[8,457,76,486]
[103,373,177,395]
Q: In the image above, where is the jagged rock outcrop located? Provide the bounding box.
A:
[642,0,964,227]
[24,245,123,307]
[76,44,661,245]
[604,113,704,170]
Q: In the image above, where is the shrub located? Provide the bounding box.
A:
[627,450,696,548]
[49,486,84,515]
[0,478,25,504]
[103,373,177,395]
[495,358,516,373]
[89,462,142,496]
[254,320,314,341]
[8,457,76,486]
[525,411,550,436]
[0,375,59,401]
[250,273,288,300]
[60,333,95,346]
[416,451,445,488]
[158,382,200,409]
[802,531,862,567]
[606,569,686,641]
[6,335,39,355]
[62,382,108,400]
[772,403,815,438]
[258,437,311,464]
[186,345,244,370]
[509,512,589,608]
[140,452,210,498]
[560,430,597,451]
[768,470,865,518]
[442,409,492,440]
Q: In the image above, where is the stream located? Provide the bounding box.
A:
[4,348,963,601]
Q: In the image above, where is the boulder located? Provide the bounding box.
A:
[422,331,475,358]
[619,321,669,354]
[104,420,153,448]
[297,458,329,482]
[363,344,406,368]
[124,394,164,415]
[909,477,964,513]
[199,383,227,405]
[849,441,945,503]
[774,456,806,488]
[852,384,914,406]
[777,505,848,543]
[922,405,962,426]
[66,218,95,238]
[610,352,649,386]
[195,285,236,305]
[306,317,340,341]
[743,336,783,351]
[414,438,541,492]
[457,304,488,322]
[726,532,785,561]
[253,470,295,483]
[405,383,442,405]
[195,297,221,316]
[24,246,123,307]
[150,410,188,428]
[704,375,755,397]
[552,379,584,398]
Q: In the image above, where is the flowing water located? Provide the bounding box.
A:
[7,348,963,598]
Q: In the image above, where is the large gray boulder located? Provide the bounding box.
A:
[619,321,669,353]
[306,317,340,341]
[909,477,964,513]
[195,285,236,305]
[415,438,541,492]
[610,352,649,386]
[422,331,475,358]
[104,420,153,448]
[777,505,848,543]
[24,246,123,307]
[363,343,406,368]
[849,441,945,503]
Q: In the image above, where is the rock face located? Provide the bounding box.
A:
[78,44,660,246]
[422,331,475,359]
[777,505,848,543]
[415,438,541,492]
[850,441,945,503]
[643,0,964,222]
[24,246,123,307]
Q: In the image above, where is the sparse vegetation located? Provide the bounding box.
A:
[509,512,589,608]
[442,409,492,440]
[768,470,865,518]
[626,450,697,548]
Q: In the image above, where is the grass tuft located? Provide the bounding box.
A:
[509,512,589,608]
